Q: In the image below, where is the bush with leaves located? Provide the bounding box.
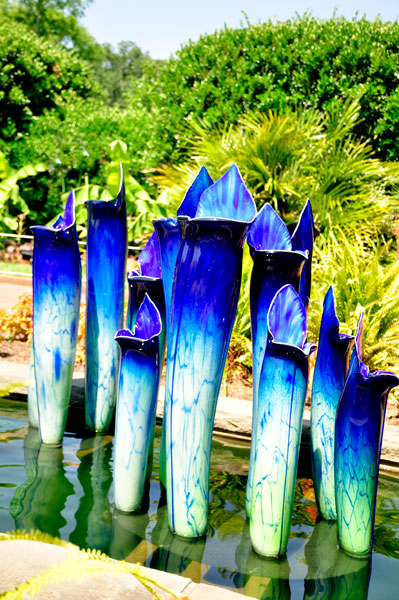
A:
[0,152,46,232]
[156,97,399,246]
[0,15,95,144]
[137,14,399,163]
[309,236,399,372]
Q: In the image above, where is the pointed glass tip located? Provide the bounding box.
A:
[133,294,162,340]
[195,164,257,222]
[51,190,76,230]
[267,284,307,348]
[138,231,162,278]
[291,199,314,252]
[247,203,292,250]
[177,166,213,218]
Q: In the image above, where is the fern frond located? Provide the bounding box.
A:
[0,531,184,600]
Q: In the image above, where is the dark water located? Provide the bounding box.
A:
[1,397,398,599]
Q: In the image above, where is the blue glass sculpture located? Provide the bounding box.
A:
[335,316,399,555]
[153,166,213,487]
[311,286,354,520]
[114,295,162,512]
[85,167,127,432]
[127,231,166,363]
[31,190,81,445]
[153,166,213,332]
[166,164,257,537]
[245,202,308,517]
[250,284,315,557]
[291,199,314,312]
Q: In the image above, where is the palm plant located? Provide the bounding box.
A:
[309,235,399,371]
[155,97,399,244]
[155,97,399,376]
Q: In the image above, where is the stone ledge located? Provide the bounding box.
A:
[0,539,253,599]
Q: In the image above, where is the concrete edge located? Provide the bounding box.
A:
[0,539,254,599]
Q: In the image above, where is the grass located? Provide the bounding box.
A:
[0,261,32,275]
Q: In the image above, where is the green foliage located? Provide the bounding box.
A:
[138,14,399,163]
[0,151,46,231]
[157,98,399,245]
[94,42,154,106]
[309,236,399,371]
[0,530,182,600]
[158,99,399,373]
[0,14,95,144]
[68,140,169,244]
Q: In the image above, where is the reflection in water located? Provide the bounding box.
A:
[109,484,150,563]
[10,429,74,537]
[151,501,206,581]
[70,435,113,553]
[235,521,291,600]
[304,519,371,600]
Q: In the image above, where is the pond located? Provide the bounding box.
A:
[0,397,398,599]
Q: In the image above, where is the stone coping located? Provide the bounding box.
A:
[0,539,253,599]
[1,360,398,473]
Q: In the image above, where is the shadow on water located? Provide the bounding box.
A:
[109,483,151,562]
[69,434,113,553]
[1,408,398,599]
[10,426,74,537]
[150,499,206,581]
[304,520,371,600]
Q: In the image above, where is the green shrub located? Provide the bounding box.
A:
[138,15,399,163]
[0,15,95,144]
[309,236,399,371]
[155,98,399,245]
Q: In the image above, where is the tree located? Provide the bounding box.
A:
[0,15,96,142]
[95,41,152,105]
[2,0,101,62]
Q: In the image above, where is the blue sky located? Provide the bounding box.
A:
[82,1,399,59]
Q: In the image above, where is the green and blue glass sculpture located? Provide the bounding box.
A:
[85,167,127,433]
[153,166,213,331]
[245,202,309,517]
[291,199,314,312]
[335,316,399,555]
[166,164,256,537]
[153,166,213,487]
[114,295,162,512]
[31,190,81,445]
[311,286,354,520]
[250,284,315,557]
[127,231,166,364]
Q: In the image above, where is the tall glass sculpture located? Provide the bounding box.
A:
[85,167,127,432]
[153,166,213,487]
[311,286,354,520]
[31,190,81,445]
[245,202,309,517]
[114,295,162,512]
[250,285,315,557]
[166,164,257,537]
[291,199,314,312]
[335,316,399,555]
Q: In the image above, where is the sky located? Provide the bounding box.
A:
[82,1,399,59]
